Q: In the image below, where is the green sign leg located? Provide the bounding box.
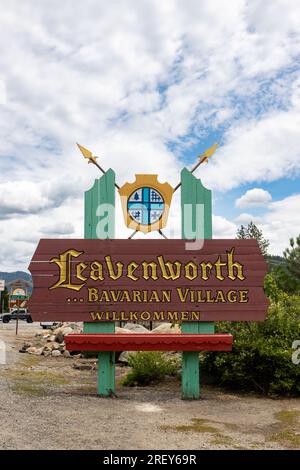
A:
[83,322,115,397]
[181,167,214,399]
[181,322,215,399]
[84,170,116,397]
[182,350,200,400]
[98,350,115,397]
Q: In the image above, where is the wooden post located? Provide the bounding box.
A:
[15,303,19,336]
[83,321,115,397]
[181,168,214,399]
[84,169,116,397]
[84,168,115,239]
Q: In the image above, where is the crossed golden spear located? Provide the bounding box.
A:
[77,142,218,238]
[76,142,218,192]
[77,143,121,189]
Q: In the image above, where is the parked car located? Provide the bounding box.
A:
[40,322,59,329]
[1,308,33,323]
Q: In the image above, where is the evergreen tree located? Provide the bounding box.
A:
[0,287,9,313]
[284,235,300,280]
[236,221,270,257]
[275,235,300,293]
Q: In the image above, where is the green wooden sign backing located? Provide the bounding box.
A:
[84,170,116,397]
[83,167,213,399]
[181,168,214,399]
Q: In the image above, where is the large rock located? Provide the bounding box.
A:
[47,341,61,351]
[51,350,61,357]
[61,326,75,336]
[66,322,83,331]
[27,346,44,356]
[73,361,95,370]
[53,326,79,346]
[52,326,64,336]
[123,323,150,333]
[19,342,32,353]
[151,323,181,334]
[117,351,132,365]
[115,327,134,334]
[53,323,82,335]
[19,322,82,358]
[55,331,64,344]
[43,349,52,357]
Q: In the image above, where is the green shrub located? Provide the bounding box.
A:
[202,294,300,396]
[121,351,179,386]
[81,351,98,358]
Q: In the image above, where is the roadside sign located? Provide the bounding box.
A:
[29,239,268,323]
[11,287,26,297]
[10,295,28,300]
[0,280,5,292]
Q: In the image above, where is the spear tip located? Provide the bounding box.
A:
[76,143,97,164]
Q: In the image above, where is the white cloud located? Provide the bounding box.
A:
[0,0,299,269]
[201,99,300,191]
[235,213,262,224]
[236,188,272,208]
[0,177,84,219]
[40,222,75,235]
[0,77,7,105]
[261,194,300,255]
[234,194,300,255]
[0,181,50,217]
[213,215,237,238]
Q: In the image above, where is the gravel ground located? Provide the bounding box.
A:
[0,322,299,450]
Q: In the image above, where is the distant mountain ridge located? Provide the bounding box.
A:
[0,271,32,285]
[266,255,286,270]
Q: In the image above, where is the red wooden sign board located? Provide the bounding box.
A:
[65,333,233,352]
[28,239,268,323]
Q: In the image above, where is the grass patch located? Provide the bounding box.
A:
[11,382,47,397]
[2,368,69,385]
[161,418,219,434]
[2,367,70,397]
[275,410,300,426]
[162,417,241,441]
[192,417,239,431]
[18,355,42,368]
[210,433,235,446]
[175,424,219,433]
[268,430,300,447]
[249,443,261,449]
[162,423,219,433]
[191,418,209,425]
[265,409,300,448]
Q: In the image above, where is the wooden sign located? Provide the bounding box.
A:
[28,239,268,323]
[11,287,27,300]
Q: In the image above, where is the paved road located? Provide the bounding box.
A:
[0,321,42,331]
[0,321,42,365]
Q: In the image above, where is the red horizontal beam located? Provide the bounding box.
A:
[65,333,233,352]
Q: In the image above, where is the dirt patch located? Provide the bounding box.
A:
[266,409,300,448]
[0,323,299,450]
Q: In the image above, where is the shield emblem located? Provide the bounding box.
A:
[119,175,174,233]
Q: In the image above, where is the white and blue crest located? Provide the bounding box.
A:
[127,187,165,225]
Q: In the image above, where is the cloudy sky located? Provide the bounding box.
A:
[0,0,300,271]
